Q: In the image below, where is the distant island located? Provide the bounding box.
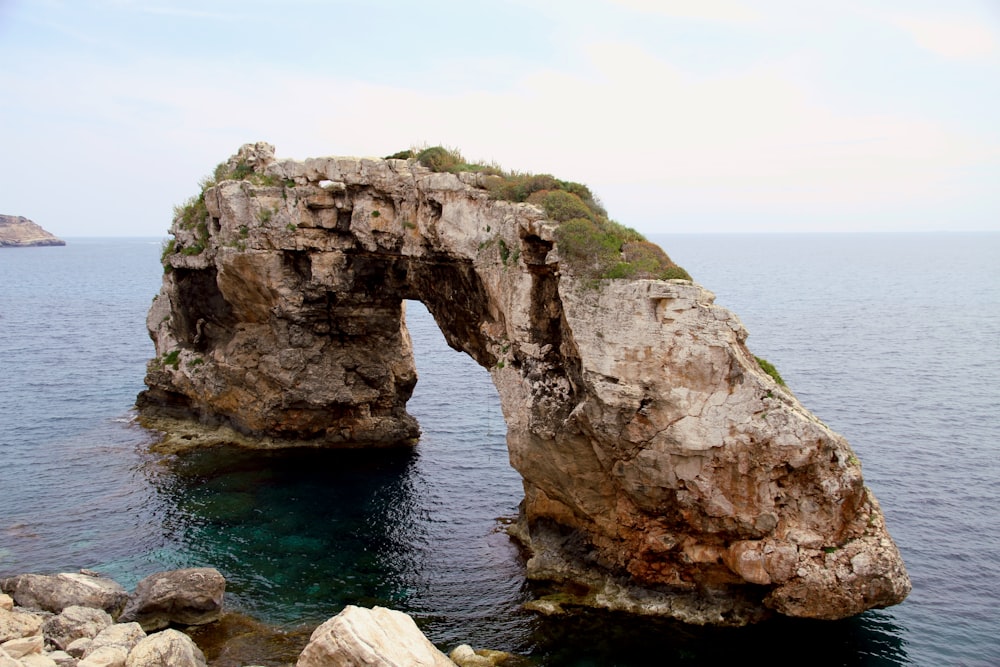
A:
[0,214,66,247]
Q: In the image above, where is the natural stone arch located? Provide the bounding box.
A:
[139,143,909,625]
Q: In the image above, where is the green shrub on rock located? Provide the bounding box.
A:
[555,218,622,274]
[555,219,690,282]
[755,356,786,386]
[417,146,463,172]
[527,189,596,223]
[168,142,693,284]
[613,241,693,281]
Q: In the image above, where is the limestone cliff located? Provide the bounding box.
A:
[138,143,910,625]
[0,215,65,247]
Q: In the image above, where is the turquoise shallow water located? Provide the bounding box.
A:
[1,234,998,665]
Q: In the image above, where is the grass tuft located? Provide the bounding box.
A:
[755,356,786,386]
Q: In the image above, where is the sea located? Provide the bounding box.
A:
[1,233,997,666]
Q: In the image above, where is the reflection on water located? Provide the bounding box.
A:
[1,242,933,665]
[525,609,909,666]
[142,438,911,665]
[149,445,424,625]
[128,298,912,666]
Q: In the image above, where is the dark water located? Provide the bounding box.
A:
[1,234,998,665]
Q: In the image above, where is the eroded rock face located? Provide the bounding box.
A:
[138,142,910,624]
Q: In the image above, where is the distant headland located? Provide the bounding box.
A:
[0,214,66,247]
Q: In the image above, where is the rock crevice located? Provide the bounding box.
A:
[138,142,910,624]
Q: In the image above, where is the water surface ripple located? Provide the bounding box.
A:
[1,234,997,665]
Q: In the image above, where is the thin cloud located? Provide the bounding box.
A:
[889,13,998,61]
[2,0,997,234]
[104,0,240,21]
[609,0,760,24]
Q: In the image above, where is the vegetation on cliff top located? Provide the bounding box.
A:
[164,158,289,268]
[390,145,691,282]
[167,145,690,283]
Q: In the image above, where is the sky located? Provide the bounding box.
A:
[1,0,998,236]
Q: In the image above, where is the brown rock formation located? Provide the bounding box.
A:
[120,568,226,632]
[0,215,65,247]
[138,142,910,625]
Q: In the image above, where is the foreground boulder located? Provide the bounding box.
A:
[124,629,206,667]
[0,635,43,660]
[0,608,43,644]
[78,622,146,666]
[139,142,910,623]
[0,569,232,667]
[296,606,453,667]
[1,573,127,619]
[3,581,491,667]
[41,606,113,650]
[120,568,225,631]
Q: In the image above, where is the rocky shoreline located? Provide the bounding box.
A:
[0,216,65,248]
[0,569,517,667]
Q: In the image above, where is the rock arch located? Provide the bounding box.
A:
[139,143,909,625]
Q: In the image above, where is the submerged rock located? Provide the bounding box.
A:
[449,644,516,667]
[182,610,312,667]
[139,142,910,624]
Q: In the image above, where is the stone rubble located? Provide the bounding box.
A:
[0,570,217,667]
[0,570,508,667]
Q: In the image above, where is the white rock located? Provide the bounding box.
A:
[124,629,206,667]
[65,636,93,658]
[47,650,75,667]
[0,648,18,667]
[449,644,493,667]
[0,608,43,643]
[43,605,113,650]
[19,654,58,667]
[82,623,145,659]
[78,645,127,667]
[296,606,453,667]
[0,634,43,658]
